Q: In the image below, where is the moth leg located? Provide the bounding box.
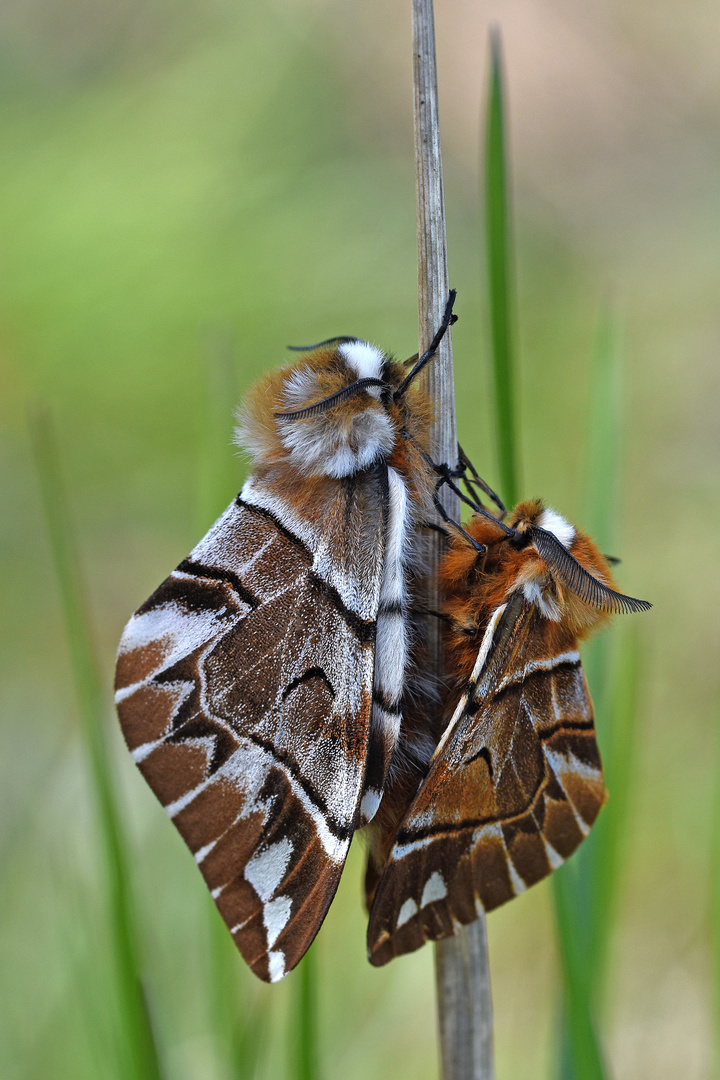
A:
[430,476,485,553]
[456,444,506,516]
[393,290,458,398]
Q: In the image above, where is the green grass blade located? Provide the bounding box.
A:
[484,26,519,506]
[552,869,608,1080]
[483,34,608,1077]
[713,721,720,1077]
[583,310,623,551]
[553,312,643,1079]
[291,946,320,1080]
[588,623,642,981]
[29,406,164,1080]
[207,886,271,1078]
[196,329,241,534]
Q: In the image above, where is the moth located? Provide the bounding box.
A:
[114,297,456,983]
[365,499,651,966]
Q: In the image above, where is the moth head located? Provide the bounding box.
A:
[510,502,650,626]
[235,340,401,478]
[235,293,455,479]
[442,499,650,637]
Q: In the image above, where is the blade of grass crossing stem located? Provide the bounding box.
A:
[588,624,642,982]
[581,312,624,730]
[553,876,608,1080]
[553,623,642,1080]
[485,27,519,506]
[207,900,270,1078]
[29,408,164,1080]
[560,312,623,926]
[712,719,720,1077]
[553,314,630,1080]
[485,29,604,1075]
[291,946,319,1080]
[583,310,623,550]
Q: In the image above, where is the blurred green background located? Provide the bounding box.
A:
[1,1,717,1077]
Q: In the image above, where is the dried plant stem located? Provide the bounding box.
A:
[412,2,494,1077]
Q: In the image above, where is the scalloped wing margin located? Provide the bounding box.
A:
[116,487,382,982]
[367,599,606,966]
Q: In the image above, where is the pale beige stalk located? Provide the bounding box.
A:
[411,1,495,1076]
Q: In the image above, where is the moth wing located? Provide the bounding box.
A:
[367,595,606,966]
[116,478,384,982]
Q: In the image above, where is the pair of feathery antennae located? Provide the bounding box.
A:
[274,291,458,422]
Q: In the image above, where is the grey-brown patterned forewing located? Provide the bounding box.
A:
[367,598,606,966]
[116,484,382,982]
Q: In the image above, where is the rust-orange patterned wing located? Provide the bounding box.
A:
[367,595,606,966]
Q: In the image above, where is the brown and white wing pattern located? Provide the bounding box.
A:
[367,596,605,966]
[116,474,384,983]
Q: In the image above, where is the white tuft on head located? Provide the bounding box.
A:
[538,507,575,548]
[339,340,385,381]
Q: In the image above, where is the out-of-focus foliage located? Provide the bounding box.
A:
[1,2,717,1078]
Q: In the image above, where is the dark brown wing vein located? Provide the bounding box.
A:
[116,478,385,982]
[367,601,606,966]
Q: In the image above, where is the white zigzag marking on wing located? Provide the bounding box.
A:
[494,650,581,696]
[245,840,295,956]
[132,731,215,771]
[544,748,599,837]
[263,896,293,949]
[389,834,434,860]
[472,821,503,847]
[245,838,293,900]
[267,951,286,982]
[165,743,349,864]
[430,603,508,764]
[240,479,380,620]
[195,840,217,865]
[545,746,601,786]
[131,742,156,764]
[117,597,240,659]
[542,837,564,870]
[506,856,527,896]
[396,898,418,928]
[420,871,447,908]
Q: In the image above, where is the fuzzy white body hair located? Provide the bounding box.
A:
[538,507,575,548]
[521,579,562,621]
[360,466,411,824]
[338,341,385,381]
[276,367,395,478]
